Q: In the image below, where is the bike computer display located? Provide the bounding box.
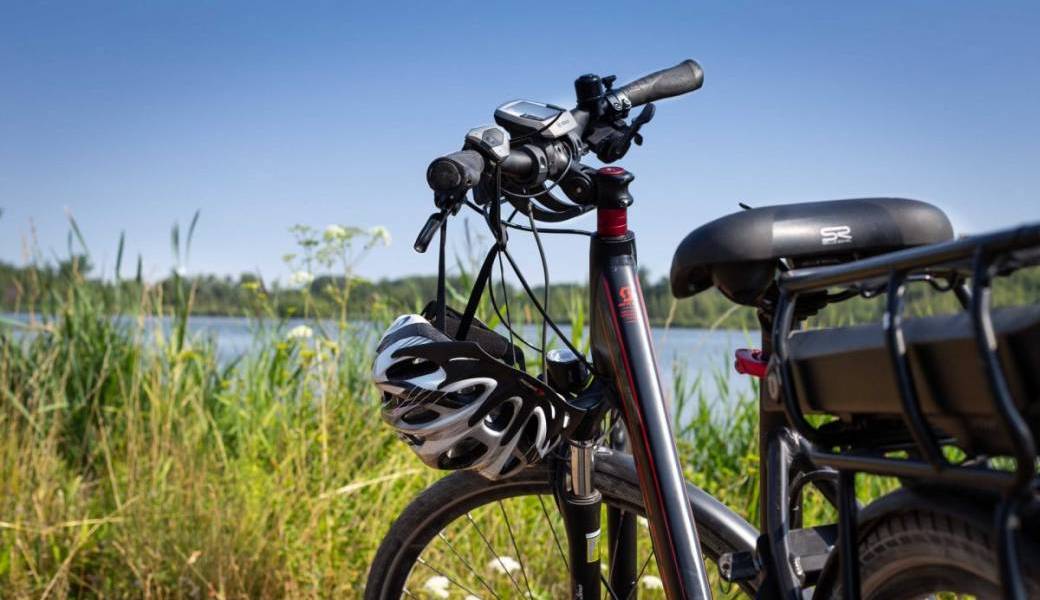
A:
[494,100,577,139]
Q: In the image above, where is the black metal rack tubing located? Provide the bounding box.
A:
[969,248,1036,600]
[770,225,1040,599]
[807,450,1017,492]
[883,271,947,470]
[772,291,839,448]
[780,223,1040,294]
[837,470,861,600]
[764,431,803,599]
[788,468,841,528]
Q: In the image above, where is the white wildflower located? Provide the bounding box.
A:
[324,224,349,241]
[369,225,392,246]
[422,575,450,598]
[287,325,313,340]
[488,555,521,575]
[289,270,314,287]
[640,575,664,590]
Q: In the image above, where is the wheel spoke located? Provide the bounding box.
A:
[465,512,528,598]
[416,556,481,598]
[436,532,502,600]
[625,549,656,600]
[378,465,677,599]
[608,512,624,586]
[536,494,568,567]
[601,573,621,600]
[497,500,536,599]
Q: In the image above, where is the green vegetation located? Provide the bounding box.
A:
[1,219,1035,598]
[4,243,1036,331]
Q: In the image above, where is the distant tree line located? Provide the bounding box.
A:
[2,257,1037,330]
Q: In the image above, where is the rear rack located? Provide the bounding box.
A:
[771,222,1040,600]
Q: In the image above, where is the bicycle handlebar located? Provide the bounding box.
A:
[426,59,704,206]
[427,150,485,194]
[428,146,545,195]
[616,59,704,108]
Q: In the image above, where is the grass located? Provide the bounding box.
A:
[6,220,1026,598]
[1,265,426,597]
[0,294,765,597]
[0,224,780,597]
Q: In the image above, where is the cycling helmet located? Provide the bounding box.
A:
[372,313,565,480]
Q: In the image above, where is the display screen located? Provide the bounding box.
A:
[504,101,562,122]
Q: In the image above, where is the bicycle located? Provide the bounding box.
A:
[366,59,1040,599]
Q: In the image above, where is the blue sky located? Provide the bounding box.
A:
[2,2,1038,285]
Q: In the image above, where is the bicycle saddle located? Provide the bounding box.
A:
[669,197,953,305]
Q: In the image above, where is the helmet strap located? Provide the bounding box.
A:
[458,177,508,342]
[435,217,448,332]
[456,246,499,341]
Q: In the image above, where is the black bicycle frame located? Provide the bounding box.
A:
[564,170,836,599]
[587,206,713,599]
[444,168,1036,600]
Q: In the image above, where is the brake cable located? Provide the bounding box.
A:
[435,217,448,331]
[527,206,551,378]
[491,167,595,372]
[499,146,574,199]
[465,200,592,237]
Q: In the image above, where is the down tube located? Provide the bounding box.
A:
[590,233,713,599]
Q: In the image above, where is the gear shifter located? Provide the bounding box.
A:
[591,102,656,163]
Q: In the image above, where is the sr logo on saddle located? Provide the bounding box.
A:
[820,225,853,245]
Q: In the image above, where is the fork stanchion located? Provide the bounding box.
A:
[561,441,604,600]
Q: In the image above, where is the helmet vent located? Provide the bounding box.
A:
[402,408,440,425]
[437,438,488,470]
[483,401,516,432]
[386,357,438,380]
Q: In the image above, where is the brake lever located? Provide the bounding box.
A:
[414,210,446,253]
[623,103,655,148]
[593,103,656,163]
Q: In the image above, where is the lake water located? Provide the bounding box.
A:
[1,313,758,406]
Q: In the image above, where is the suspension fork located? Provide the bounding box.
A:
[588,190,713,598]
[560,440,604,600]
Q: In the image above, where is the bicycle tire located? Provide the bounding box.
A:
[822,506,1040,599]
[365,451,757,599]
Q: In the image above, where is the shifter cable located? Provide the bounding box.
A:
[528,206,551,378]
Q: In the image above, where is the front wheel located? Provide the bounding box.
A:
[365,452,757,599]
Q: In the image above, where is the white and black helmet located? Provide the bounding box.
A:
[373,313,564,480]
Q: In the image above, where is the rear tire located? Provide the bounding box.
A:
[827,507,1040,599]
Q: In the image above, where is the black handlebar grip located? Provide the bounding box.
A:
[617,59,704,108]
[427,150,485,193]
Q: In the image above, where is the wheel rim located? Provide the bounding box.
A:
[376,470,748,599]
